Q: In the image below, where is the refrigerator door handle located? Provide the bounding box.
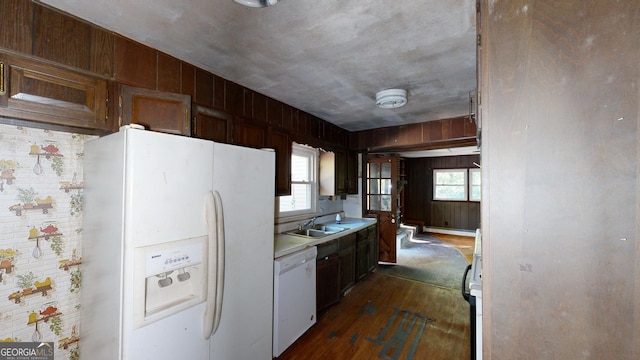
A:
[203,190,226,339]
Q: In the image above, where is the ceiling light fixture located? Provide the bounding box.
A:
[233,0,278,7]
[375,89,407,109]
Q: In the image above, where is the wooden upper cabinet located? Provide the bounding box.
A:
[33,5,92,71]
[0,52,110,131]
[157,52,181,94]
[118,84,191,135]
[0,0,33,54]
[192,105,231,143]
[346,150,358,194]
[114,36,156,88]
[232,117,266,148]
[335,148,348,195]
[267,127,291,196]
[194,67,213,107]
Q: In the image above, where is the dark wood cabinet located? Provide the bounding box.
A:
[192,105,231,143]
[356,224,378,280]
[366,224,378,273]
[346,150,358,194]
[320,148,358,196]
[0,52,111,131]
[118,84,191,135]
[335,149,348,194]
[355,229,368,280]
[338,233,356,295]
[114,36,157,89]
[232,117,267,148]
[316,241,340,312]
[315,225,377,312]
[267,127,291,196]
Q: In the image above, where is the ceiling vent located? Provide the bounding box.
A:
[233,0,278,7]
[375,89,407,109]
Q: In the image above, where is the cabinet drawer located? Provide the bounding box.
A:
[316,240,338,259]
[356,228,369,243]
[338,233,356,250]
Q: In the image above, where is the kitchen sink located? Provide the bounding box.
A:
[286,229,328,238]
[311,224,346,233]
[284,224,347,238]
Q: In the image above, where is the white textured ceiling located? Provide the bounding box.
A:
[40,0,477,132]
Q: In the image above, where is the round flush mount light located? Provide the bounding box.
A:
[234,0,278,7]
[375,89,407,109]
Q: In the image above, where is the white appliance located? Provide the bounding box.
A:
[82,125,275,359]
[273,246,317,357]
[470,233,482,360]
[463,228,482,360]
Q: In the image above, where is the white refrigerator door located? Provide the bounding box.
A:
[209,143,275,360]
[123,129,214,359]
[83,128,214,360]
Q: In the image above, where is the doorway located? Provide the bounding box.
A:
[366,149,478,288]
[364,155,399,263]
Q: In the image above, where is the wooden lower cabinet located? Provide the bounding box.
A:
[366,224,378,272]
[356,224,378,279]
[355,228,369,280]
[338,233,356,295]
[316,240,340,312]
[0,52,110,131]
[316,225,378,313]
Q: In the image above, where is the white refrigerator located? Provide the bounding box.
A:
[82,125,275,359]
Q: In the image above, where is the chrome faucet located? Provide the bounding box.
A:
[298,217,317,230]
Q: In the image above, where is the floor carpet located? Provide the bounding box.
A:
[377,232,471,289]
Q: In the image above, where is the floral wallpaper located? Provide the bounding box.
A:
[0,123,95,360]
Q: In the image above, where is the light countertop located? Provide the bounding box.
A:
[274,217,377,258]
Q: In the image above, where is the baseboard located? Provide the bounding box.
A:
[424,227,475,237]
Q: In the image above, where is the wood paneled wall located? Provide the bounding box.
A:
[481,1,639,358]
[351,115,477,152]
[404,155,480,231]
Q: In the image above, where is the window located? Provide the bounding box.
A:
[469,168,481,201]
[433,169,468,201]
[433,168,481,201]
[366,161,393,211]
[278,143,317,216]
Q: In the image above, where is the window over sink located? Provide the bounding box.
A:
[278,143,318,217]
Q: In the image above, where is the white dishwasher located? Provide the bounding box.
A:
[273,246,317,357]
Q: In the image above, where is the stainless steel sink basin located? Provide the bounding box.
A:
[284,224,347,238]
[311,224,346,233]
[286,229,328,238]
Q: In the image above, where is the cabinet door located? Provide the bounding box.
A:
[316,253,340,312]
[355,228,369,280]
[0,52,110,130]
[267,127,291,196]
[338,233,356,295]
[192,105,231,143]
[366,225,378,272]
[335,149,348,195]
[346,150,358,194]
[233,117,267,148]
[119,84,191,135]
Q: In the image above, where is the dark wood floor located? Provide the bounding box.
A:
[277,272,471,360]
